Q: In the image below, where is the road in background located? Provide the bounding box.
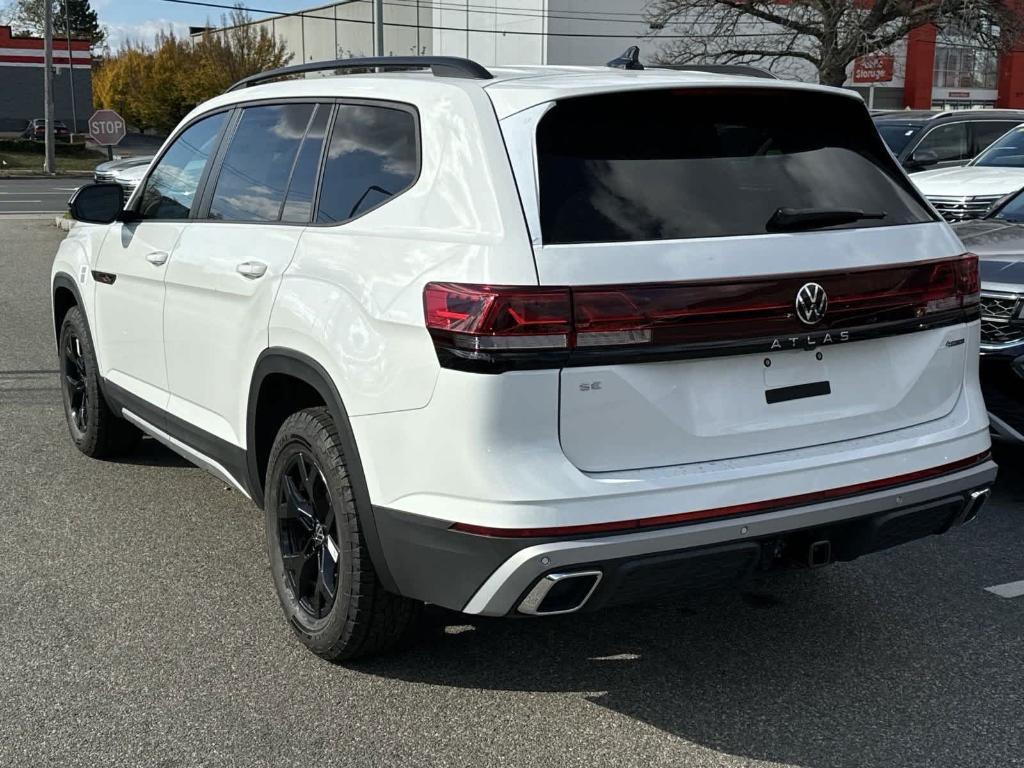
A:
[1,219,1023,767]
[0,178,84,215]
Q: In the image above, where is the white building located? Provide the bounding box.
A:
[195,0,1013,110]
[195,1,653,69]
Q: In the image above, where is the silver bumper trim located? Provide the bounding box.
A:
[462,461,997,616]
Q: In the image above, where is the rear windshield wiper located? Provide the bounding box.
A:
[766,207,887,233]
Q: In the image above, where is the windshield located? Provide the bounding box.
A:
[973,125,1024,167]
[537,89,934,244]
[990,189,1024,222]
[875,123,922,155]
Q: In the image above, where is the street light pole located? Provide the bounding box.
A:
[43,0,55,174]
[374,0,384,55]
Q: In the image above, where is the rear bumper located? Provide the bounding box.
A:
[375,459,997,616]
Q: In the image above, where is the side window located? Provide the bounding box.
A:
[281,105,330,223]
[138,112,227,220]
[914,123,969,163]
[973,121,1019,156]
[209,103,315,222]
[315,104,418,225]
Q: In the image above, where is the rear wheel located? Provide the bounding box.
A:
[264,407,421,661]
[58,306,140,458]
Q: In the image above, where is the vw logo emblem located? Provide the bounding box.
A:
[795,283,828,326]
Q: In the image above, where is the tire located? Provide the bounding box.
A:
[58,306,141,458]
[264,407,421,661]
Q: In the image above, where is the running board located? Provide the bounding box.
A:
[121,409,251,499]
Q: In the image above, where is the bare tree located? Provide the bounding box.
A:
[646,0,1019,86]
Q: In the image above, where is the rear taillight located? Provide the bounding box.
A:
[424,254,981,373]
[423,283,571,351]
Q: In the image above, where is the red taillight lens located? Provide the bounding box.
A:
[955,252,980,306]
[424,255,980,371]
[424,283,572,350]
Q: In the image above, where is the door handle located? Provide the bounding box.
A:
[146,251,169,266]
[236,261,268,279]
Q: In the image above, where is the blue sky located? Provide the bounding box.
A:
[99,0,299,49]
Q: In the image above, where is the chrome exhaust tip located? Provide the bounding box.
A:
[960,488,991,526]
[518,570,603,615]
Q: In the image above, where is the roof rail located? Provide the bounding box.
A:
[226,55,494,92]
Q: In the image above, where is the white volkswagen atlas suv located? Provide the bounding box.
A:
[51,54,996,661]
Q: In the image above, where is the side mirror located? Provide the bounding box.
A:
[68,183,124,224]
[909,149,939,168]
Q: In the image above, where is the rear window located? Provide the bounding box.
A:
[537,89,934,244]
[875,122,922,155]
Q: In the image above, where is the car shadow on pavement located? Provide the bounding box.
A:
[357,504,1024,766]
[111,435,193,469]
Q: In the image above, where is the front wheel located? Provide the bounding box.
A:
[264,407,421,661]
[58,306,140,458]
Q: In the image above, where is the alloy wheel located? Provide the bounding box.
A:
[277,451,339,620]
[62,332,89,433]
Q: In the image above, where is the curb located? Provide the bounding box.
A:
[54,215,74,231]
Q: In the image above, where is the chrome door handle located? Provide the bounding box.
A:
[146,251,169,266]
[236,261,268,279]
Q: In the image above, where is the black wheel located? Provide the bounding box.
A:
[265,407,421,661]
[59,306,140,458]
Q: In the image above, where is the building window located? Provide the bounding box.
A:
[933,44,998,89]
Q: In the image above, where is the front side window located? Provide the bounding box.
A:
[315,104,418,225]
[138,112,227,220]
[537,89,933,244]
[209,103,316,222]
[974,125,1024,167]
[914,123,970,164]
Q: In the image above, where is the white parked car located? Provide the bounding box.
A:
[94,154,154,184]
[50,54,995,661]
[110,162,148,194]
[912,124,1024,220]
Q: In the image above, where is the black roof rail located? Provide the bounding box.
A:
[657,63,778,79]
[226,55,494,92]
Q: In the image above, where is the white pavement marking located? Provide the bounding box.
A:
[985,580,1024,599]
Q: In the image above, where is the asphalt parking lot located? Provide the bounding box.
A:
[2,218,1023,768]
[0,177,86,215]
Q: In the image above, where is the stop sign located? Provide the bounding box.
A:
[88,109,126,146]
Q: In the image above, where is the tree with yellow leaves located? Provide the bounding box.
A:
[92,8,291,134]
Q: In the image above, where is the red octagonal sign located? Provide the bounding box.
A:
[88,109,127,146]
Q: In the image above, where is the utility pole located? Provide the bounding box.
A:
[63,0,78,133]
[373,0,384,55]
[43,0,56,174]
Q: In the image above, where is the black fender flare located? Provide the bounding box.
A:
[51,272,88,344]
[247,348,398,593]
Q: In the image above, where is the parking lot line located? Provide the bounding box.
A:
[985,580,1024,599]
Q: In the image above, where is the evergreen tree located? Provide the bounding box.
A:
[3,0,105,50]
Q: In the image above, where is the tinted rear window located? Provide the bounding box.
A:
[537,90,934,244]
[875,122,922,155]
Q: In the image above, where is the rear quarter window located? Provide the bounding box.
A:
[537,89,935,244]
